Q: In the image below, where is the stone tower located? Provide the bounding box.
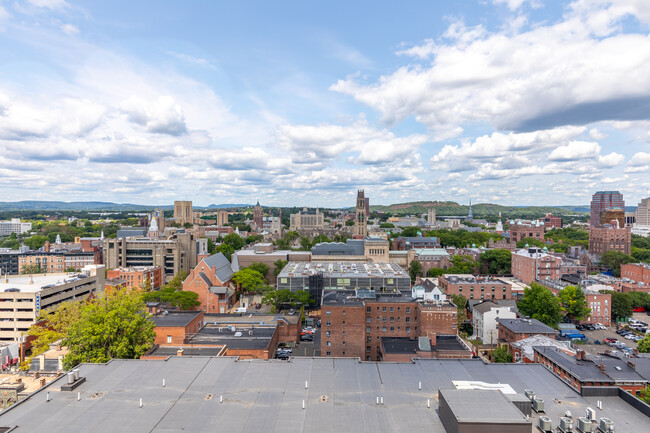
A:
[428,208,436,224]
[354,190,367,238]
[253,201,263,230]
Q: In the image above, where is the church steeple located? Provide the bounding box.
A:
[468,199,473,219]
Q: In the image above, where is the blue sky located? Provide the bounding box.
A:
[0,0,649,208]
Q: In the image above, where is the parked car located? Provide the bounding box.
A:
[633,307,646,312]
[276,351,290,360]
[300,334,314,342]
[625,334,636,340]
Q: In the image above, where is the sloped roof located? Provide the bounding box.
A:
[201,253,234,283]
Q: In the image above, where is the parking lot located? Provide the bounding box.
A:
[274,325,321,360]
[571,312,649,355]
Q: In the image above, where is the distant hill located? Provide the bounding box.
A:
[351,201,590,217]
[0,201,254,211]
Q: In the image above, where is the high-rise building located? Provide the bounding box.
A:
[428,208,436,224]
[590,191,624,228]
[173,201,194,226]
[636,197,650,226]
[354,190,367,238]
[216,210,229,226]
[253,201,263,230]
[0,219,32,237]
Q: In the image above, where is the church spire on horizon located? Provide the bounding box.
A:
[468,199,473,219]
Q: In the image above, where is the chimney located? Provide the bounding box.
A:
[58,355,63,371]
[40,378,46,387]
[177,349,184,357]
[39,354,45,370]
[44,242,50,252]
[429,332,437,347]
[628,361,636,370]
[599,363,606,372]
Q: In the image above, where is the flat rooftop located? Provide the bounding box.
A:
[440,388,529,424]
[441,274,510,285]
[187,325,276,350]
[0,273,86,293]
[205,313,300,325]
[0,357,648,432]
[279,262,409,279]
[151,311,201,328]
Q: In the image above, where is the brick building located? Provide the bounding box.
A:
[320,288,457,361]
[588,226,631,255]
[511,247,563,284]
[413,249,451,274]
[582,291,612,326]
[152,310,204,345]
[509,221,545,244]
[590,190,625,228]
[182,253,235,313]
[391,236,441,251]
[438,274,513,300]
[106,266,163,290]
[497,318,557,345]
[543,213,563,229]
[380,336,472,362]
[621,263,650,288]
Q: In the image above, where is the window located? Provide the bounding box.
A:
[382,307,387,312]
[326,321,331,326]
[405,317,410,323]
[342,331,346,336]
[326,341,331,346]
[326,311,331,316]
[382,317,387,322]
[342,341,346,345]
[382,327,387,332]
[367,346,371,352]
[167,336,172,343]
[366,327,371,333]
[326,352,331,356]
[342,321,346,325]
[406,307,410,313]
[367,336,371,342]
[390,317,394,322]
[366,317,371,323]
[366,307,371,313]
[390,307,394,312]
[390,327,394,332]
[406,327,410,333]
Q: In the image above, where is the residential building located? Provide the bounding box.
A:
[277,261,411,306]
[353,190,367,238]
[590,190,625,228]
[174,200,194,226]
[4,356,650,432]
[497,318,557,345]
[106,266,163,290]
[621,263,650,289]
[182,253,235,314]
[589,225,631,255]
[0,249,21,276]
[508,221,545,244]
[471,300,517,343]
[216,210,229,227]
[510,334,575,363]
[581,290,612,326]
[636,197,650,225]
[438,274,513,300]
[0,219,32,237]
[0,265,105,342]
[289,208,325,230]
[103,232,199,281]
[391,236,440,250]
[152,310,204,346]
[511,247,563,284]
[543,213,563,228]
[253,201,263,230]
[320,286,458,361]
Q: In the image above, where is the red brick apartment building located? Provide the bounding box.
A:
[543,213,563,229]
[182,253,236,313]
[509,222,545,244]
[106,266,163,290]
[620,263,650,291]
[497,318,557,345]
[588,226,631,255]
[438,274,513,300]
[511,247,563,284]
[320,289,458,361]
[152,310,204,345]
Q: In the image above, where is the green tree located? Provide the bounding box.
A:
[428,268,445,277]
[492,345,513,363]
[222,233,245,251]
[262,289,312,311]
[273,259,288,278]
[379,223,395,228]
[21,264,43,274]
[639,385,650,404]
[408,260,423,284]
[478,249,512,275]
[0,232,20,249]
[558,285,591,322]
[345,220,355,226]
[141,271,199,310]
[207,238,216,254]
[24,235,48,250]
[232,268,266,293]
[600,290,633,321]
[627,291,650,310]
[517,283,562,327]
[600,250,635,277]
[400,227,420,237]
[638,335,650,353]
[248,262,270,282]
[449,255,478,274]
[63,290,155,369]
[166,271,188,291]
[516,237,545,248]
[451,294,468,330]
[216,244,235,262]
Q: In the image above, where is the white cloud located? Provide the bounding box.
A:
[493,0,542,11]
[61,24,79,35]
[120,95,187,136]
[26,0,68,9]
[624,165,648,173]
[332,1,650,133]
[629,151,650,166]
[548,141,601,161]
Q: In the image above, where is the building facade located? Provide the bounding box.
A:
[174,201,194,226]
[289,209,325,231]
[590,191,625,228]
[497,318,557,345]
[253,201,263,230]
[106,266,163,290]
[636,198,650,226]
[182,253,235,314]
[543,214,563,229]
[509,222,545,244]
[588,226,631,255]
[511,247,563,284]
[0,219,32,237]
[353,190,367,238]
[581,291,611,326]
[438,274,513,300]
[621,263,650,288]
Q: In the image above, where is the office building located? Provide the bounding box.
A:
[543,213,562,228]
[289,208,325,230]
[353,190,367,238]
[173,201,194,226]
[0,266,105,342]
[0,219,32,237]
[0,249,21,276]
[216,210,228,226]
[636,197,650,226]
[438,274,513,300]
[103,232,199,281]
[590,191,625,228]
[231,243,310,283]
[311,237,389,263]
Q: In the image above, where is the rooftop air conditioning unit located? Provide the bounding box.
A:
[597,418,614,433]
[586,408,596,421]
[577,417,593,433]
[532,398,545,413]
[524,389,536,400]
[559,417,574,433]
[537,416,552,433]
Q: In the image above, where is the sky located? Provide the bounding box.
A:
[0,0,649,208]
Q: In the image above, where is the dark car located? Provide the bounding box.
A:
[300,334,314,342]
[276,351,290,360]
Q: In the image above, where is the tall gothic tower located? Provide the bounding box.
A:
[253,201,263,230]
[354,190,367,238]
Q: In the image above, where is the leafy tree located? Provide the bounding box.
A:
[478,249,511,275]
[166,271,188,291]
[632,247,650,263]
[262,289,312,311]
[24,235,48,250]
[65,267,77,272]
[345,220,355,226]
[207,238,216,254]
[232,268,267,293]
[222,233,245,251]
[517,283,562,327]
[492,345,513,363]
[379,223,395,228]
[246,234,263,244]
[63,290,156,369]
[400,227,420,238]
[600,290,633,321]
[300,236,312,251]
[408,260,423,284]
[0,233,20,249]
[273,259,288,278]
[639,385,650,405]
[449,255,478,274]
[638,335,650,353]
[428,268,445,277]
[21,264,43,274]
[558,285,591,322]
[451,294,468,330]
[627,291,650,310]
[248,262,270,282]
[141,271,199,310]
[600,251,635,277]
[216,244,235,262]
[516,237,545,248]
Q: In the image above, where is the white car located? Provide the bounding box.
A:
[625,334,635,340]
[596,323,606,330]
